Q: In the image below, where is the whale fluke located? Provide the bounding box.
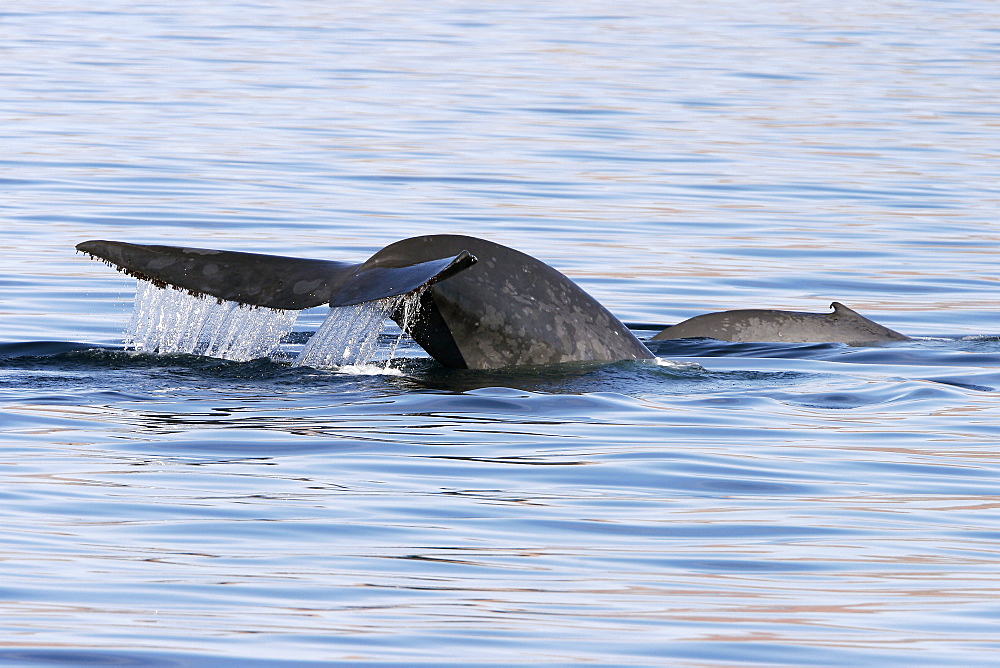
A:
[75,240,476,310]
[652,301,909,344]
[76,236,655,369]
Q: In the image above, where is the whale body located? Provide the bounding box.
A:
[652,302,909,345]
[77,235,908,368]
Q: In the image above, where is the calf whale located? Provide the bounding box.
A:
[76,235,908,368]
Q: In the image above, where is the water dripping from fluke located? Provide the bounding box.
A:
[293,290,424,374]
[125,281,298,362]
[125,281,425,373]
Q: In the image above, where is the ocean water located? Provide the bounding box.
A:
[2,1,999,665]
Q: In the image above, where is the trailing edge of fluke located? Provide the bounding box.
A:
[76,235,908,369]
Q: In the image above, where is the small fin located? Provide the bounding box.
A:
[826,301,909,341]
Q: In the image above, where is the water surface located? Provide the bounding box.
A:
[2,1,999,665]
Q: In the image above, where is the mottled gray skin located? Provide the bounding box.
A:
[372,236,654,369]
[652,302,909,345]
[76,236,654,369]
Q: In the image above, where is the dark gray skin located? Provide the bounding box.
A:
[76,235,655,369]
[75,239,476,310]
[77,236,908,367]
[371,236,655,368]
[652,301,909,345]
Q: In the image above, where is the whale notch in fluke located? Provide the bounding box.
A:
[76,235,909,369]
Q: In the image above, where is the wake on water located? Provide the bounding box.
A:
[124,280,422,373]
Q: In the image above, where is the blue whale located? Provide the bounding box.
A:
[77,235,907,368]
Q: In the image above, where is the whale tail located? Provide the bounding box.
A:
[75,240,476,311]
[76,236,654,369]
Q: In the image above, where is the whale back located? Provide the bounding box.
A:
[652,302,908,344]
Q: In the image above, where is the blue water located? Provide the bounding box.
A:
[2,2,999,665]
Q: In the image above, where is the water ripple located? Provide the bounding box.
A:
[3,1,1000,664]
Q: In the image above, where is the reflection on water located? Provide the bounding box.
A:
[2,0,1000,665]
